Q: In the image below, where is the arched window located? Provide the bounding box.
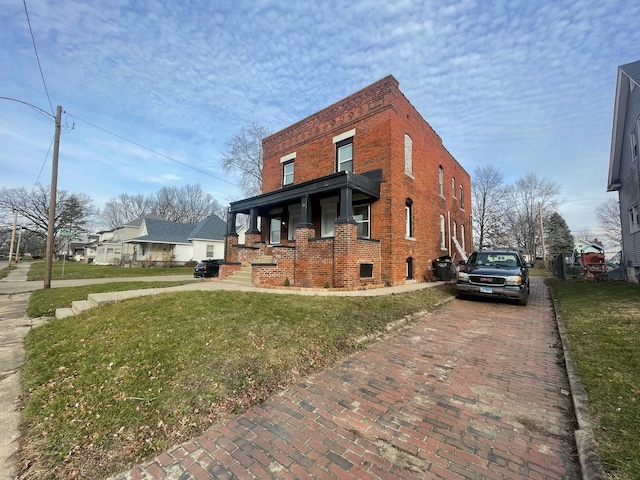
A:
[404,134,412,175]
[440,214,446,249]
[405,198,413,237]
[406,257,414,280]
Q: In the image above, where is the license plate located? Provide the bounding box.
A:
[480,286,493,293]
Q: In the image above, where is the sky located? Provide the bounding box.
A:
[1,0,638,244]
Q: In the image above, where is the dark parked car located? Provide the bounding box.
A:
[194,259,222,278]
[456,249,532,306]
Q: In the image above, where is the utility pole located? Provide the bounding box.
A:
[15,226,23,262]
[8,210,17,267]
[43,105,62,289]
[539,204,547,268]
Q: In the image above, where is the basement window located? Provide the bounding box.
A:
[360,263,374,278]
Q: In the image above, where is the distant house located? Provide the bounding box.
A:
[93,214,232,266]
[607,59,640,283]
[222,75,471,289]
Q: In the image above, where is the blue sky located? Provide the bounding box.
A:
[1,0,638,241]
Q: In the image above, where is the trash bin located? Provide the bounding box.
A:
[433,255,454,281]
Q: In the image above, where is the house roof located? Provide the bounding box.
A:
[188,214,227,240]
[124,215,227,245]
[125,218,196,245]
[608,59,640,191]
[123,213,165,228]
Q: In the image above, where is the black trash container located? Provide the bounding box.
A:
[433,255,454,281]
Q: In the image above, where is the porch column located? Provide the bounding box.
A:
[226,210,237,235]
[336,186,356,224]
[247,207,260,234]
[298,194,314,228]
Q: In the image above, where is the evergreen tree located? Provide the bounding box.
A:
[545,212,574,257]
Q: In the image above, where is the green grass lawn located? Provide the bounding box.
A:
[27,282,199,318]
[20,284,456,480]
[548,278,640,479]
[26,261,194,281]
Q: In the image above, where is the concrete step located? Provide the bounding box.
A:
[55,307,75,319]
[254,255,274,264]
[72,300,94,315]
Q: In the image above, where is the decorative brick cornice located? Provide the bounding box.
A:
[263,75,400,157]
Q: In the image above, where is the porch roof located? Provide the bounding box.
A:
[229,170,382,215]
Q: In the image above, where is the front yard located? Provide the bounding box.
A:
[548,278,640,479]
[19,285,456,479]
[26,260,194,281]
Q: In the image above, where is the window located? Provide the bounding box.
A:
[353,204,370,238]
[461,224,466,252]
[453,221,457,238]
[270,217,281,244]
[206,244,214,258]
[439,166,444,197]
[406,257,413,280]
[630,204,640,233]
[288,205,301,241]
[336,139,353,172]
[404,134,412,175]
[459,185,464,209]
[321,197,338,237]
[405,199,413,237]
[360,263,373,278]
[452,177,456,198]
[333,129,355,173]
[632,126,639,162]
[283,161,294,186]
[440,214,446,249]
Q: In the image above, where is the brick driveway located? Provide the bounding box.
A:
[112,277,580,479]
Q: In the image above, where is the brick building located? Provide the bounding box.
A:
[222,75,471,289]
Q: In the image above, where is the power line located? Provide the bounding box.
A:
[70,114,238,187]
[32,134,55,190]
[22,0,54,115]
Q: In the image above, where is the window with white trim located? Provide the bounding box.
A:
[630,204,640,233]
[353,204,370,238]
[461,224,466,252]
[405,199,413,238]
[438,166,444,197]
[459,185,464,209]
[321,197,338,237]
[283,161,294,186]
[206,245,214,257]
[336,139,353,172]
[452,177,456,198]
[453,221,457,238]
[440,214,446,249]
[404,134,412,175]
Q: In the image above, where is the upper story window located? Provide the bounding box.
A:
[438,166,444,197]
[459,185,464,209]
[452,177,456,198]
[280,152,296,186]
[632,125,639,162]
[404,134,413,175]
[333,129,355,173]
[354,204,370,238]
[405,198,413,238]
[630,204,639,233]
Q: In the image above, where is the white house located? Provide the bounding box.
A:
[607,59,640,283]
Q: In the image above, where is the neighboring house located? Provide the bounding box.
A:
[222,75,471,289]
[93,214,230,266]
[607,60,640,283]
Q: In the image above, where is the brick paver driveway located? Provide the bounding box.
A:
[113,277,580,479]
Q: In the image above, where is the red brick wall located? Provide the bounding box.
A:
[256,75,471,288]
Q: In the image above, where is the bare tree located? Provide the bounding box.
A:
[221,120,270,197]
[472,165,511,249]
[0,184,97,254]
[595,197,622,248]
[102,193,153,229]
[101,185,226,227]
[506,173,560,259]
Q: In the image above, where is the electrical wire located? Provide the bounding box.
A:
[22,0,54,115]
[32,134,55,190]
[71,115,238,187]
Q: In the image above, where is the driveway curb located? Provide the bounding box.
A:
[549,284,605,480]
